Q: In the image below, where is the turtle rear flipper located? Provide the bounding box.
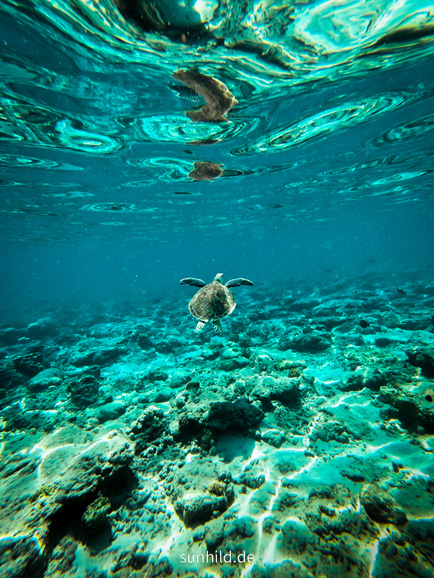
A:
[196,320,207,332]
[225,278,253,288]
[180,277,206,287]
[212,320,222,334]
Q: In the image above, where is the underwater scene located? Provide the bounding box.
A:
[1,1,434,577]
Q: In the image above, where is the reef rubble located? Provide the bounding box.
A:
[0,278,433,577]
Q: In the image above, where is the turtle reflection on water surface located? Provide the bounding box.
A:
[180,273,253,333]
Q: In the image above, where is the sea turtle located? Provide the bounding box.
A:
[180,273,253,333]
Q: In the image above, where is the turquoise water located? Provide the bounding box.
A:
[1,2,434,577]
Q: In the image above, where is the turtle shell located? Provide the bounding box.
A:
[189,281,236,322]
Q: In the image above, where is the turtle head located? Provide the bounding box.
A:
[214,273,224,284]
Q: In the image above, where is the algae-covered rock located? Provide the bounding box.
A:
[0,430,134,577]
[95,400,126,423]
[27,368,62,392]
[225,516,256,541]
[0,327,21,345]
[13,349,49,377]
[218,348,249,371]
[361,484,408,526]
[67,373,100,407]
[81,494,111,535]
[70,346,125,367]
[250,560,315,578]
[251,351,276,372]
[41,432,134,501]
[279,330,331,352]
[27,317,57,338]
[236,472,265,489]
[151,387,173,403]
[379,386,434,432]
[168,369,192,389]
[375,336,395,347]
[145,366,169,383]
[129,406,168,452]
[279,518,315,554]
[0,536,47,578]
[137,333,154,350]
[406,347,434,378]
[310,419,350,444]
[175,494,228,527]
[343,367,387,392]
[0,361,24,393]
[219,355,249,371]
[44,537,77,577]
[372,530,431,578]
[252,376,300,406]
[206,398,263,432]
[262,429,286,447]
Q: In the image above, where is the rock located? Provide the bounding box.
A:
[1,404,55,432]
[146,367,168,383]
[13,349,49,377]
[204,520,225,551]
[168,369,192,389]
[0,361,24,393]
[250,561,315,578]
[343,368,387,392]
[406,348,434,378]
[272,378,300,405]
[218,349,249,371]
[0,430,134,577]
[219,356,249,371]
[44,537,77,577]
[279,519,315,554]
[279,330,331,352]
[177,411,204,440]
[371,530,428,578]
[70,347,125,367]
[0,536,47,578]
[341,470,365,483]
[288,299,321,312]
[252,352,276,373]
[27,317,57,338]
[310,420,350,444]
[206,399,264,432]
[67,373,100,407]
[360,484,408,526]
[81,494,111,535]
[175,494,229,527]
[237,473,265,489]
[252,376,300,406]
[0,327,21,345]
[247,308,270,321]
[42,432,134,501]
[95,401,126,423]
[379,387,434,433]
[262,429,286,448]
[151,388,173,403]
[224,516,256,541]
[137,334,154,350]
[27,368,62,392]
[375,336,394,347]
[129,407,167,452]
[185,380,200,391]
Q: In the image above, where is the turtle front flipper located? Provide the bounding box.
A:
[212,320,222,334]
[225,278,254,288]
[180,277,206,287]
[196,320,207,332]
